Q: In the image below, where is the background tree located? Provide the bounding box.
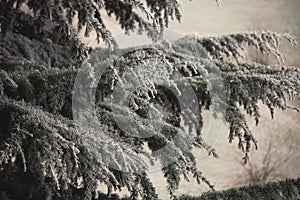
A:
[1,1,300,200]
[232,124,300,186]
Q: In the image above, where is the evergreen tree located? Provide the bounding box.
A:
[1,1,299,200]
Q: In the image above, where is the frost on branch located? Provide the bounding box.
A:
[0,31,300,199]
[188,31,297,63]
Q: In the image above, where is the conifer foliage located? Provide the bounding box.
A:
[1,1,300,200]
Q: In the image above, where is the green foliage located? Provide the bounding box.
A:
[179,177,300,200]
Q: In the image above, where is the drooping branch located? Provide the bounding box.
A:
[0,32,299,199]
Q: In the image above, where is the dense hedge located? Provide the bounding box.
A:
[179,177,300,200]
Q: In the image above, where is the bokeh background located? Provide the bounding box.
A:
[82,0,300,198]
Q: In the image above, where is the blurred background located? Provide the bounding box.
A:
[82,0,300,198]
